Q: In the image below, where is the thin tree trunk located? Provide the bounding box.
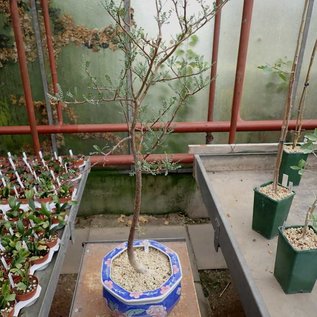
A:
[127,104,146,273]
[272,1,308,192]
[292,39,317,148]
[301,197,317,238]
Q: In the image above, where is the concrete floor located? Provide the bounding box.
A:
[61,223,226,317]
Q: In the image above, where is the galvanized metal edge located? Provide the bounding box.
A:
[194,154,270,317]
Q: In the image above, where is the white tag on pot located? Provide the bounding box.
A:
[1,177,6,187]
[50,170,56,180]
[289,182,293,192]
[54,152,58,160]
[69,149,74,157]
[58,156,63,165]
[15,171,24,189]
[143,240,150,253]
[8,157,16,170]
[1,256,9,271]
[56,177,61,187]
[282,174,288,187]
[22,152,27,159]
[13,186,19,198]
[0,242,5,252]
[64,164,68,173]
[39,151,43,159]
[22,240,29,251]
[8,227,14,236]
[8,273,15,288]
[7,152,11,158]
[33,232,39,239]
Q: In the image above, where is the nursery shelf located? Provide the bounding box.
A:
[70,239,201,317]
[19,160,91,317]
[193,144,317,317]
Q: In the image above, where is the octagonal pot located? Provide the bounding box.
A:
[101,240,182,317]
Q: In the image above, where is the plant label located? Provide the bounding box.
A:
[1,256,9,270]
[282,174,288,187]
[8,273,15,288]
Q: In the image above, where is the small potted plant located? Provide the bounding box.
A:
[6,197,23,222]
[0,281,16,317]
[252,8,309,239]
[13,262,39,302]
[278,40,316,186]
[274,197,317,293]
[26,240,50,266]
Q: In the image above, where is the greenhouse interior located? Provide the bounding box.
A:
[0,0,317,316]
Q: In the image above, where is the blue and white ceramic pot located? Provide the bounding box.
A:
[101,240,182,317]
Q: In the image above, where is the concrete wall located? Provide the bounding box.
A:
[78,169,208,218]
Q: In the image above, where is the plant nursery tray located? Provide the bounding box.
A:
[19,160,91,317]
[70,239,201,317]
[192,144,317,317]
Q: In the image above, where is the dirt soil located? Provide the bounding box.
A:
[200,270,246,317]
[49,213,245,317]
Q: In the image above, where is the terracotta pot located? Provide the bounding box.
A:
[41,235,59,249]
[0,304,15,317]
[15,275,38,302]
[30,249,50,265]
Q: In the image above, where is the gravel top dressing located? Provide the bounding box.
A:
[111,247,171,292]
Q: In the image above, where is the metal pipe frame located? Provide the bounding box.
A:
[0,119,316,135]
[9,0,40,154]
[228,0,254,144]
[206,0,223,144]
[40,0,63,124]
[6,1,317,163]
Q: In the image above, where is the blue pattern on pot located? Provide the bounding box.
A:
[101,240,182,316]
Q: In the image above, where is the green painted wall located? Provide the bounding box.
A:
[78,169,196,216]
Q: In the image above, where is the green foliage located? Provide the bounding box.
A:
[258,57,292,92]
[290,158,306,175]
[0,281,16,310]
[301,128,317,154]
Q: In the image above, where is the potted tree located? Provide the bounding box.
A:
[51,0,228,315]
[274,197,317,293]
[252,3,309,239]
[278,39,317,186]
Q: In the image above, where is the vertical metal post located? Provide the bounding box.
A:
[30,0,57,153]
[228,0,254,144]
[10,0,40,154]
[40,0,63,125]
[206,0,223,144]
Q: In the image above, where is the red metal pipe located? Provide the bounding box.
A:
[40,0,63,124]
[207,0,222,124]
[10,0,40,155]
[90,154,194,166]
[0,120,316,135]
[228,0,254,144]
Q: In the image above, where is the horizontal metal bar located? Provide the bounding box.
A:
[0,119,316,135]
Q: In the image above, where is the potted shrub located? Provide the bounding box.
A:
[0,281,16,317]
[52,0,228,315]
[252,6,309,239]
[13,262,39,302]
[274,197,317,293]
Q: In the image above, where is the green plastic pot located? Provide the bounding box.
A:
[252,181,295,239]
[274,226,317,294]
[278,149,308,186]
